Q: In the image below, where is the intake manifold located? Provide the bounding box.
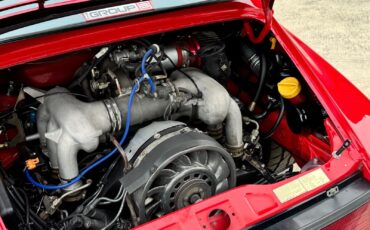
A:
[37,68,243,190]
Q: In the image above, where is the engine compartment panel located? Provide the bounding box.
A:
[0,20,349,230]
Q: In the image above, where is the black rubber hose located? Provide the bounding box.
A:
[0,168,47,229]
[13,189,48,229]
[262,96,285,139]
[7,187,44,229]
[249,53,267,112]
[252,98,281,120]
[16,188,30,230]
[58,214,84,229]
[252,100,274,120]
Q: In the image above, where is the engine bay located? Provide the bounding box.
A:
[0,21,334,229]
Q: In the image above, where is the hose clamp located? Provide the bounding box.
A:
[134,79,141,91]
[104,98,122,134]
[226,144,244,158]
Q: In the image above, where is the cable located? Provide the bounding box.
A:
[95,188,124,206]
[162,51,202,98]
[7,190,37,229]
[249,53,267,112]
[252,98,279,120]
[71,156,119,217]
[262,96,285,139]
[100,156,121,185]
[177,87,200,98]
[141,48,156,94]
[16,188,30,230]
[7,186,47,229]
[111,136,130,172]
[82,185,124,217]
[25,47,157,190]
[102,190,127,230]
[0,167,48,229]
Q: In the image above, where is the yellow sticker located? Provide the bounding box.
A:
[273,168,330,203]
[299,168,330,191]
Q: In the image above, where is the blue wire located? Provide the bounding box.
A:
[25,48,156,190]
[141,49,153,75]
[141,49,156,94]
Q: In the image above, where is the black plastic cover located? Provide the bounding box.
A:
[246,173,370,230]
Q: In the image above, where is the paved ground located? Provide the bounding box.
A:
[274,0,370,99]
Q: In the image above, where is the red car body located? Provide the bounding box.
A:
[0,1,369,229]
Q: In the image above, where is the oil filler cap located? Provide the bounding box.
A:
[277,77,301,99]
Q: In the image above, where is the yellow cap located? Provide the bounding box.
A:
[277,77,301,99]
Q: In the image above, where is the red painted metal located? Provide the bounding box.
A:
[208,211,231,230]
[0,1,369,229]
[0,95,17,112]
[0,1,264,69]
[0,216,6,230]
[0,147,18,169]
[134,150,360,230]
[13,50,93,88]
[260,112,332,165]
[271,20,370,164]
[227,79,331,165]
[243,0,273,44]
[288,92,306,105]
[323,201,370,230]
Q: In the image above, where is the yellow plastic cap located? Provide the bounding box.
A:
[277,77,301,99]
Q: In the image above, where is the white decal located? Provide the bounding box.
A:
[83,1,153,22]
[273,168,330,203]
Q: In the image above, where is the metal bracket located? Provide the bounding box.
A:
[332,139,351,159]
[326,186,339,198]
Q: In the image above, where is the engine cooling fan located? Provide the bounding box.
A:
[121,122,236,222]
[145,149,232,217]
